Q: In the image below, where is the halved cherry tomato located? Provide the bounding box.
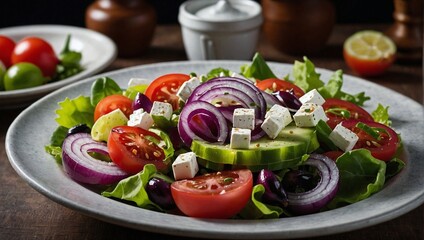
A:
[12,37,59,78]
[94,94,133,121]
[323,98,374,129]
[0,35,16,68]
[255,78,305,98]
[341,120,399,161]
[144,73,191,111]
[107,126,167,174]
[171,169,253,219]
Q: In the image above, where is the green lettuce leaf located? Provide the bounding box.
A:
[55,96,94,128]
[101,164,164,211]
[90,77,122,106]
[123,84,149,100]
[371,103,392,126]
[327,149,386,209]
[292,56,324,91]
[238,184,285,219]
[44,145,63,164]
[240,52,277,80]
[385,157,405,179]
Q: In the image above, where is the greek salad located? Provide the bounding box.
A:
[45,53,405,219]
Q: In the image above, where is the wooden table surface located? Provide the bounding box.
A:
[1,24,422,240]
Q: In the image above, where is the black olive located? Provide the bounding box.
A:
[67,124,91,136]
[145,177,175,210]
[256,169,288,207]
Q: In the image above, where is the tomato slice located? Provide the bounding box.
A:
[255,78,305,98]
[341,120,399,161]
[144,73,190,111]
[94,95,133,121]
[107,126,168,174]
[323,98,374,129]
[171,169,253,219]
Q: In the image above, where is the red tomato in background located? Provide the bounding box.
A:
[256,78,305,98]
[0,35,16,68]
[144,73,190,111]
[171,169,253,219]
[323,98,374,129]
[108,126,167,174]
[11,37,59,78]
[341,120,399,161]
[94,94,133,121]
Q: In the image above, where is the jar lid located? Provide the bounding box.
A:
[178,0,262,32]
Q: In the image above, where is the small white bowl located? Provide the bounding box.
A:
[178,0,263,60]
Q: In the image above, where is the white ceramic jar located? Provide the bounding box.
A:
[178,0,263,60]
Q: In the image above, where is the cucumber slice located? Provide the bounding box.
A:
[191,124,319,166]
[197,157,302,172]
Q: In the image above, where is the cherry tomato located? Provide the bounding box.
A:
[341,120,399,161]
[12,37,59,78]
[171,169,253,219]
[0,35,16,68]
[94,95,133,121]
[107,126,167,174]
[144,73,190,111]
[3,62,45,90]
[323,98,374,129]
[255,78,305,98]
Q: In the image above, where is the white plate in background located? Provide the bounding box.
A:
[0,24,117,109]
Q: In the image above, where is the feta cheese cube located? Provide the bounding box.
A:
[265,105,293,126]
[299,89,326,105]
[233,108,255,130]
[172,152,199,180]
[127,109,154,130]
[128,77,148,87]
[293,103,328,127]
[150,101,173,120]
[329,123,359,152]
[176,77,201,102]
[261,105,293,139]
[230,128,251,149]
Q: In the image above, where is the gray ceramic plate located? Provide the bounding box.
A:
[6,61,424,239]
[0,25,117,109]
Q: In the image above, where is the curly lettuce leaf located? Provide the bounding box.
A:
[292,57,370,106]
[123,84,148,100]
[372,103,392,126]
[44,126,68,164]
[102,164,164,211]
[238,184,286,219]
[240,52,277,80]
[55,96,94,128]
[327,149,386,209]
[292,56,324,91]
[90,77,122,106]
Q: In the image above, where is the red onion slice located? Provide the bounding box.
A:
[178,100,228,147]
[62,133,129,185]
[187,77,267,119]
[286,154,339,215]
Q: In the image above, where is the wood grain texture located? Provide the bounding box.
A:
[0,24,422,240]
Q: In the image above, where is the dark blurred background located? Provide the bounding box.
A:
[0,0,394,28]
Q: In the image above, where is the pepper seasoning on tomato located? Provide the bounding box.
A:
[323,98,374,129]
[341,120,399,161]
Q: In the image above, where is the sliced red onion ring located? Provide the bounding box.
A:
[286,154,339,215]
[178,100,228,147]
[62,133,129,185]
[262,91,282,108]
[187,77,267,119]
